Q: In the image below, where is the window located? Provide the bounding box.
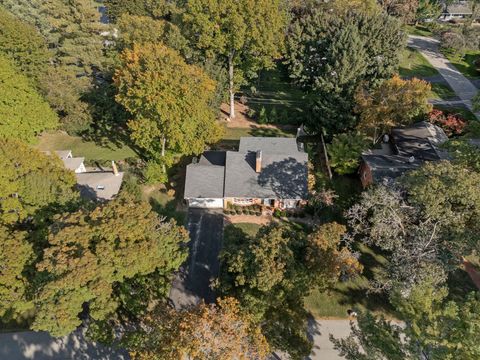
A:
[96,185,105,190]
[233,198,254,205]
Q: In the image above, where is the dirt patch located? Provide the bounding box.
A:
[225,214,273,225]
[220,101,291,130]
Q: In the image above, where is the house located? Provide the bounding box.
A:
[440,0,473,21]
[45,150,124,201]
[359,121,449,187]
[184,137,309,209]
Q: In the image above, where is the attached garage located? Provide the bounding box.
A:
[188,198,224,209]
[184,151,226,209]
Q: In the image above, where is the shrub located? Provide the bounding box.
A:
[269,107,278,123]
[427,109,466,136]
[143,161,167,184]
[273,209,281,218]
[327,132,369,175]
[440,31,465,54]
[258,106,268,124]
[255,211,261,216]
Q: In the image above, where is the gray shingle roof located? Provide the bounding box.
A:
[184,164,225,198]
[62,157,85,171]
[362,154,422,182]
[238,137,301,154]
[184,137,309,200]
[76,171,124,200]
[224,151,308,199]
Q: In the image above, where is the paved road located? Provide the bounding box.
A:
[169,208,224,309]
[408,35,480,119]
[307,319,351,360]
[0,329,129,360]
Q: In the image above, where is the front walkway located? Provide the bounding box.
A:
[407,35,480,119]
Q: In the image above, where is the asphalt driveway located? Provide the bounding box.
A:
[169,208,224,309]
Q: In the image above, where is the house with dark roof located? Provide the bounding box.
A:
[440,0,473,21]
[360,122,449,187]
[184,137,309,209]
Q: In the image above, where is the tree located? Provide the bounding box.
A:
[347,162,480,292]
[402,161,480,249]
[331,280,480,359]
[416,0,443,23]
[1,0,111,132]
[32,195,189,336]
[116,14,189,55]
[114,43,222,177]
[181,0,287,119]
[126,298,269,360]
[285,8,405,134]
[379,0,419,24]
[0,56,58,143]
[0,139,77,225]
[219,223,361,358]
[0,226,34,320]
[0,7,50,80]
[356,76,432,141]
[103,0,180,23]
[327,132,369,175]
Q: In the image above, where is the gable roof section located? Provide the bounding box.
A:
[63,157,85,171]
[362,154,422,182]
[239,137,301,154]
[184,164,225,199]
[224,151,308,199]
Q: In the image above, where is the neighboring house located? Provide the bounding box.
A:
[360,121,449,187]
[45,150,124,201]
[440,0,473,21]
[184,137,309,209]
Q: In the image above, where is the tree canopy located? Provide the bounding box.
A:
[219,223,361,358]
[32,195,189,336]
[356,76,432,140]
[114,43,221,178]
[0,139,77,225]
[0,56,58,143]
[126,298,269,360]
[181,0,288,118]
[285,7,405,134]
[332,280,480,360]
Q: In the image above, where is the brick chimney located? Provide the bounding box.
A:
[255,150,262,173]
[112,161,119,176]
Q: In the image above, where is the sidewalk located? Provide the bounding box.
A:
[407,35,480,119]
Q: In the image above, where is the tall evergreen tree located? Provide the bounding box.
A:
[286,8,405,135]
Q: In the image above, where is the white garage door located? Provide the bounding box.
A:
[188,198,223,208]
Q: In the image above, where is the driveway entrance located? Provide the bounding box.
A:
[169,209,224,308]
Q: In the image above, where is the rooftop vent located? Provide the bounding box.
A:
[255,150,262,173]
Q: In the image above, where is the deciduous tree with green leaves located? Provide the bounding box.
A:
[219,223,361,358]
[0,139,77,225]
[0,56,58,143]
[32,195,189,336]
[103,0,180,23]
[331,280,480,359]
[181,0,288,119]
[114,43,222,180]
[328,132,369,175]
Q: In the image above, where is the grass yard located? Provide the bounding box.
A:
[430,82,456,100]
[304,244,394,319]
[37,131,137,163]
[399,47,439,78]
[443,49,480,79]
[241,63,307,126]
[434,104,477,121]
[405,24,433,37]
[215,125,296,150]
[231,222,262,237]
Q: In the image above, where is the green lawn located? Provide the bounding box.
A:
[304,244,394,319]
[231,222,262,237]
[37,131,137,163]
[430,82,456,100]
[216,125,296,150]
[443,49,480,79]
[399,47,439,78]
[241,63,307,126]
[434,105,477,122]
[405,25,433,37]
